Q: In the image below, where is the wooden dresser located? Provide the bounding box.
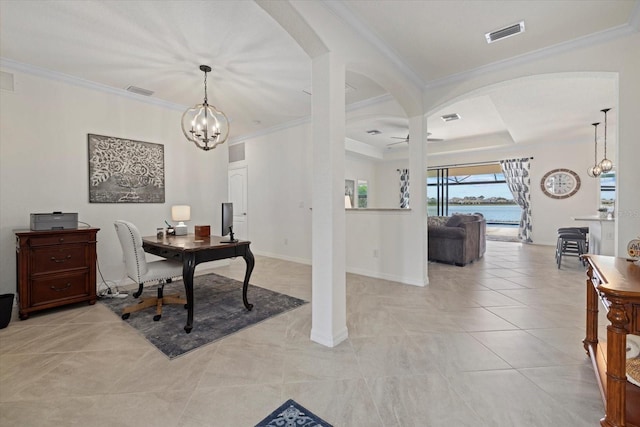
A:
[15,228,99,319]
[583,255,640,427]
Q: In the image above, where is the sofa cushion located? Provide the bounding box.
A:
[427,216,449,227]
[445,215,464,227]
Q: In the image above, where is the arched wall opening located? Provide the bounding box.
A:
[423,72,618,247]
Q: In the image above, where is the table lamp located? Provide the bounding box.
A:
[171,205,190,236]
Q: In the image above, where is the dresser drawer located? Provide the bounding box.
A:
[28,233,92,247]
[31,273,89,305]
[31,245,88,274]
[632,303,640,334]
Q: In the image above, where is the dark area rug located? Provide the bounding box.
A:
[255,399,333,427]
[100,273,307,359]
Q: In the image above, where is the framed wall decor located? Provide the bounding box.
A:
[88,134,165,203]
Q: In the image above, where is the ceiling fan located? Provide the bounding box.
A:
[386,133,443,147]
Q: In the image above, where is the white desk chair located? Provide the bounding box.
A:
[113,220,186,321]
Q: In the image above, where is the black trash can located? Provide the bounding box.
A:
[0,293,14,329]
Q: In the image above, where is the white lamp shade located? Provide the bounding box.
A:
[345,195,352,209]
[171,205,191,222]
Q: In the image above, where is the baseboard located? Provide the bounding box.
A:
[310,326,349,347]
[346,266,427,287]
[252,250,311,266]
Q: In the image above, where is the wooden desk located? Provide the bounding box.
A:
[142,234,254,333]
[583,255,640,427]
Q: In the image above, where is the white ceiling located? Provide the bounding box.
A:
[1,0,638,155]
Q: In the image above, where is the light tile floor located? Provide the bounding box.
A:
[0,241,607,426]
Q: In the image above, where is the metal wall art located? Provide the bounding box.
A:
[88,134,165,203]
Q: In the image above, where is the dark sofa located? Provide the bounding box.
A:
[428,214,486,266]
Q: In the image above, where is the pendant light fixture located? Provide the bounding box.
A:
[587,122,602,178]
[181,65,229,151]
[598,108,613,173]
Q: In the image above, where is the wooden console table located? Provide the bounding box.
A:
[583,255,640,427]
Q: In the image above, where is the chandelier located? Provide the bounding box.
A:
[181,65,229,151]
[598,108,613,173]
[587,122,602,178]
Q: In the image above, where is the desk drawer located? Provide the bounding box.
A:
[143,244,183,261]
[31,272,89,305]
[31,246,88,274]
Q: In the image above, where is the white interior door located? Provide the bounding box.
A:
[228,166,248,239]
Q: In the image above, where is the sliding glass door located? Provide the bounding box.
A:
[427,163,518,226]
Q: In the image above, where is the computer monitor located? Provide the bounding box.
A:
[221,202,237,243]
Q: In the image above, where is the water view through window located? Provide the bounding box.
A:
[428,168,520,227]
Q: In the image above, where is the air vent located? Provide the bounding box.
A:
[441,113,461,122]
[366,129,381,135]
[1,71,15,92]
[485,21,525,44]
[229,143,245,163]
[126,85,154,96]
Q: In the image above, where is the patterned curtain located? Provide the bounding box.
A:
[500,158,532,242]
[398,169,410,208]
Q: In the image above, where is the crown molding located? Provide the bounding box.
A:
[0,57,186,112]
[228,115,311,145]
[425,21,638,90]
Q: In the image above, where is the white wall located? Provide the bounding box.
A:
[236,123,313,264]
[345,155,411,209]
[375,159,410,209]
[0,69,229,295]
[345,154,376,207]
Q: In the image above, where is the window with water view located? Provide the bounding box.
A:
[427,164,519,227]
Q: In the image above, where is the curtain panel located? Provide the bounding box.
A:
[398,169,410,208]
[499,158,533,242]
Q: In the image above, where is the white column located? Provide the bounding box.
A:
[405,115,429,286]
[310,52,348,347]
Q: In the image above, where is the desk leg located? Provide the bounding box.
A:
[242,246,255,311]
[183,253,196,334]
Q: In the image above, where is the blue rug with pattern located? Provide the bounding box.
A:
[255,399,332,427]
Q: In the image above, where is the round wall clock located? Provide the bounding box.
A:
[540,168,581,199]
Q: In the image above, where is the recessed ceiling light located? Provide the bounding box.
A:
[485,21,525,44]
[126,85,154,96]
[441,113,461,122]
[366,129,382,135]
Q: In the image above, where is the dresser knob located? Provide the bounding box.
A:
[51,255,72,263]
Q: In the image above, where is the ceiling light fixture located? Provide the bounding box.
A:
[598,108,613,173]
[587,122,602,178]
[181,65,229,151]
